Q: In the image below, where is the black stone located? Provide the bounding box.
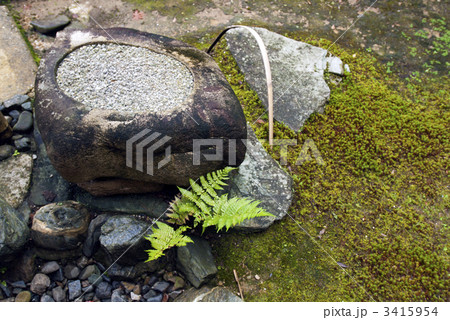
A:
[143,289,158,300]
[50,268,65,282]
[31,15,70,34]
[64,264,80,280]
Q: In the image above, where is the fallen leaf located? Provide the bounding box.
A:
[132,9,145,20]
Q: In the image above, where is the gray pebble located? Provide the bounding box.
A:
[68,280,82,301]
[111,289,126,302]
[40,294,55,302]
[13,111,33,132]
[78,265,98,280]
[3,94,29,109]
[41,261,60,274]
[10,281,27,289]
[21,102,32,111]
[30,273,51,295]
[52,286,66,302]
[146,293,163,302]
[151,281,170,293]
[95,281,112,300]
[64,264,80,280]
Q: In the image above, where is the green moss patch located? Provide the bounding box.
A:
[201,33,449,301]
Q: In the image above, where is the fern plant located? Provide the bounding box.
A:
[144,167,274,262]
[143,222,193,262]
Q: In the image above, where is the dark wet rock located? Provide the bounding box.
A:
[176,236,217,288]
[97,215,151,265]
[82,214,109,257]
[13,111,33,132]
[0,144,14,161]
[29,125,72,206]
[0,196,29,258]
[30,273,51,295]
[3,94,29,109]
[0,112,12,143]
[35,28,247,196]
[31,15,70,34]
[31,201,90,251]
[50,268,64,282]
[13,136,31,151]
[75,189,169,218]
[5,248,36,282]
[51,286,66,302]
[175,286,242,302]
[68,280,82,301]
[40,261,60,274]
[95,281,112,300]
[226,27,330,132]
[227,126,293,231]
[14,290,31,302]
[0,283,11,298]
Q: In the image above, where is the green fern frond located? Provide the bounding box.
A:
[203,197,274,232]
[144,222,193,262]
[167,196,195,225]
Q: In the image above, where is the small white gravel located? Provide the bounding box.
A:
[57,43,194,112]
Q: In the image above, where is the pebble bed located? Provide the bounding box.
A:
[56,43,194,112]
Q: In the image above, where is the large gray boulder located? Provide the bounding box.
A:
[228,126,293,231]
[226,27,330,132]
[0,196,29,258]
[176,236,217,288]
[35,28,247,196]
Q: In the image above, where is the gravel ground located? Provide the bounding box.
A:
[57,43,194,112]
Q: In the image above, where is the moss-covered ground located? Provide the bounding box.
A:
[191,32,449,301]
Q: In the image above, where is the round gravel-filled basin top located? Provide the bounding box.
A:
[57,43,194,112]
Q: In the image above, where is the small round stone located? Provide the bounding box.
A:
[57,43,194,113]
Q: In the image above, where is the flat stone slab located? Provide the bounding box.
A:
[226,27,330,132]
[228,125,293,231]
[0,6,37,101]
[0,153,33,208]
